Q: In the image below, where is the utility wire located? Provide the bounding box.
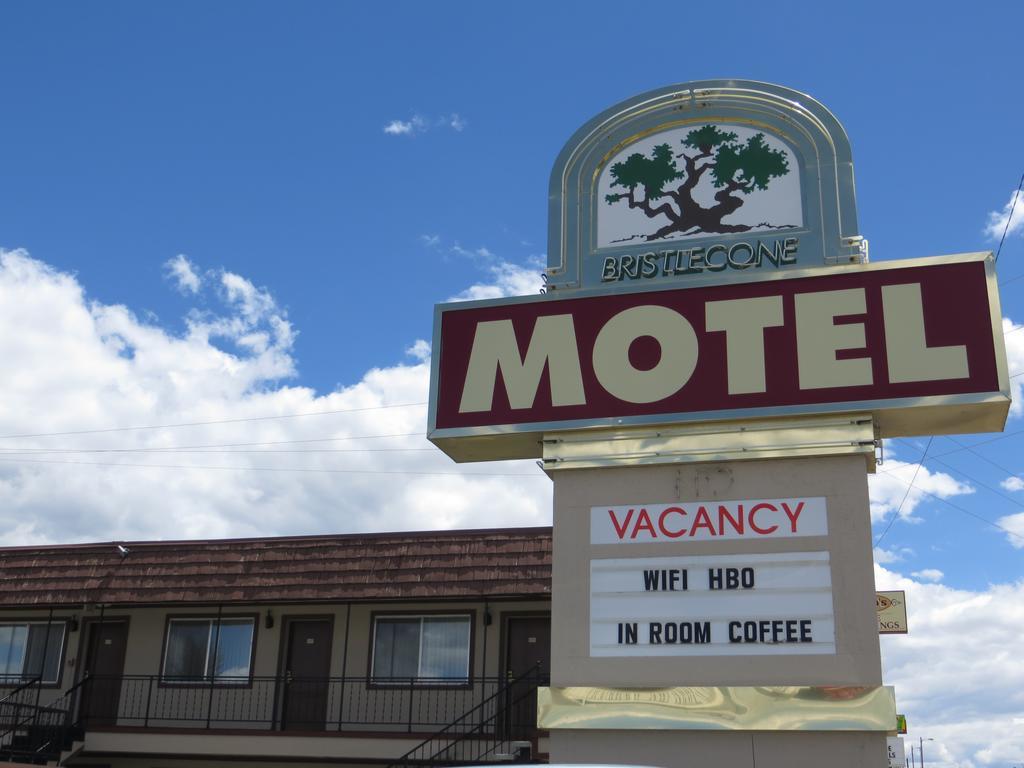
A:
[0,434,428,456]
[878,436,1024,546]
[994,171,1024,263]
[874,437,933,547]
[881,469,1024,546]
[0,401,428,441]
[0,455,545,478]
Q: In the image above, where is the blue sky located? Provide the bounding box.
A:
[2,2,1024,765]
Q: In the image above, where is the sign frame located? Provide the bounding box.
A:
[544,79,865,293]
[428,252,1009,462]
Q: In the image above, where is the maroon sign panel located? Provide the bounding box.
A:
[429,255,1008,460]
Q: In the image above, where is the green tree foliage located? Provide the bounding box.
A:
[605,125,791,239]
[604,144,681,204]
[711,133,789,191]
[681,125,737,154]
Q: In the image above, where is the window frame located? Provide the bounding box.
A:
[367,610,475,689]
[0,619,69,689]
[158,613,259,688]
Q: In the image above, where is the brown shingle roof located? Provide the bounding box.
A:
[0,527,552,608]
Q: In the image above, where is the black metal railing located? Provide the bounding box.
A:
[388,664,545,767]
[0,677,85,763]
[64,674,543,736]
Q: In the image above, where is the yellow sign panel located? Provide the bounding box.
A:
[877,591,908,634]
[537,685,897,731]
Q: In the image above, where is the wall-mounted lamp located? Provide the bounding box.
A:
[483,608,492,626]
[265,610,274,629]
[68,616,80,633]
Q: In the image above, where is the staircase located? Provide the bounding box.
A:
[0,678,85,765]
[386,665,546,767]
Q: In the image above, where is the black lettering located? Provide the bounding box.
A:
[708,568,723,589]
[669,570,680,590]
[786,620,797,642]
[741,568,755,588]
[800,620,813,643]
[617,622,638,644]
[729,621,742,642]
[649,622,663,644]
[664,622,677,643]
[743,621,757,642]
[643,570,659,591]
[695,621,710,644]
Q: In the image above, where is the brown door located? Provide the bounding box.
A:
[79,621,128,727]
[502,615,550,736]
[281,619,332,730]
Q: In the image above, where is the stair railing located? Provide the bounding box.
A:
[0,676,89,762]
[387,664,543,768]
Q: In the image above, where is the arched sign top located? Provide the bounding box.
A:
[546,80,865,294]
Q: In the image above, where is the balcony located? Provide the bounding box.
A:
[2,671,548,765]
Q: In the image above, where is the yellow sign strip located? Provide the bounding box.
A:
[537,685,896,732]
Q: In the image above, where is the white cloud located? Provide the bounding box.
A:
[1002,317,1024,416]
[444,244,544,301]
[995,511,1024,549]
[984,188,1024,240]
[163,254,201,294]
[874,545,914,564]
[383,113,464,137]
[0,248,550,545]
[868,459,973,524]
[1000,475,1024,491]
[405,339,430,361]
[911,568,943,582]
[878,565,1024,767]
[420,234,441,248]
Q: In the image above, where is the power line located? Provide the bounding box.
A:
[0,455,545,478]
[882,468,1024,546]
[994,171,1024,263]
[0,434,432,456]
[0,401,429,441]
[874,437,932,547]
[878,436,1024,546]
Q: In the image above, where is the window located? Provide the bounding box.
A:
[0,622,66,685]
[162,617,254,683]
[371,615,471,684]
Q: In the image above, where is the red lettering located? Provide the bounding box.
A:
[631,508,657,539]
[689,506,716,537]
[658,506,687,538]
[609,509,634,540]
[782,501,805,533]
[749,502,779,535]
[718,504,744,535]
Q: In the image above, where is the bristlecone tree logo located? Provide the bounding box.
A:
[597,124,802,246]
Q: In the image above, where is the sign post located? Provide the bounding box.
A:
[427,80,1009,768]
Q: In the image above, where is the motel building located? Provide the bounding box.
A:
[0,528,554,767]
[1,81,1013,768]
